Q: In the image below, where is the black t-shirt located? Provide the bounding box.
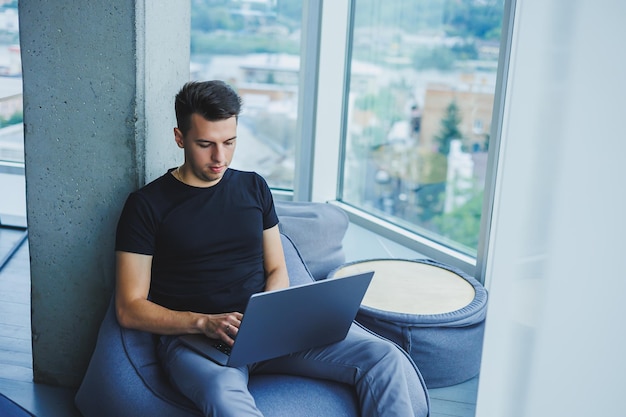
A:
[115,168,279,314]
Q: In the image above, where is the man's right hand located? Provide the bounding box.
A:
[201,312,243,346]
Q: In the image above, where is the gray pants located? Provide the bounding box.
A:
[157,323,420,417]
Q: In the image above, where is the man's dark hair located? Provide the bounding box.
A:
[175,80,243,136]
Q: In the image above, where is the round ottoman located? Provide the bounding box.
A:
[328,258,487,388]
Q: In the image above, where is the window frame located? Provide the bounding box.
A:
[292,0,323,202]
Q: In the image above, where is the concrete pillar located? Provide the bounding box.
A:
[19,0,189,387]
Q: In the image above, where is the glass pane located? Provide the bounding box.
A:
[190,0,303,190]
[0,3,26,228]
[0,2,22,164]
[342,0,506,256]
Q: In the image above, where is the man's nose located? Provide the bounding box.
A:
[212,145,225,162]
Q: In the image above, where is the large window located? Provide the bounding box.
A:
[341,0,506,257]
[190,0,303,191]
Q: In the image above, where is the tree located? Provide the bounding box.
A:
[0,111,22,128]
[432,190,484,251]
[434,101,462,156]
[191,5,240,33]
[412,46,455,71]
[276,0,303,24]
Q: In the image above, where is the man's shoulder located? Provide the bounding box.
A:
[123,171,174,212]
[227,169,266,185]
[134,171,172,195]
[224,170,272,204]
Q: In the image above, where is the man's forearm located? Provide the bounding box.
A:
[115,296,243,346]
[115,297,205,335]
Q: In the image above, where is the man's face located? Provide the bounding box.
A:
[174,113,237,187]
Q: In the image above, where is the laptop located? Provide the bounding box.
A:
[178,271,374,367]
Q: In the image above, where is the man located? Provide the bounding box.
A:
[115,80,420,416]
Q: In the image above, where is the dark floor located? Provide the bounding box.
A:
[0,227,477,417]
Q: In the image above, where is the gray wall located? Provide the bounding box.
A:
[20,0,189,387]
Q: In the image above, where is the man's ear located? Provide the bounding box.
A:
[174,127,184,149]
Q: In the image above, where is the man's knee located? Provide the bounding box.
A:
[191,370,260,417]
[363,337,408,374]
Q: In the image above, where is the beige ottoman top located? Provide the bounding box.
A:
[331,259,476,315]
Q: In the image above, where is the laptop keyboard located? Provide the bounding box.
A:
[212,341,232,356]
